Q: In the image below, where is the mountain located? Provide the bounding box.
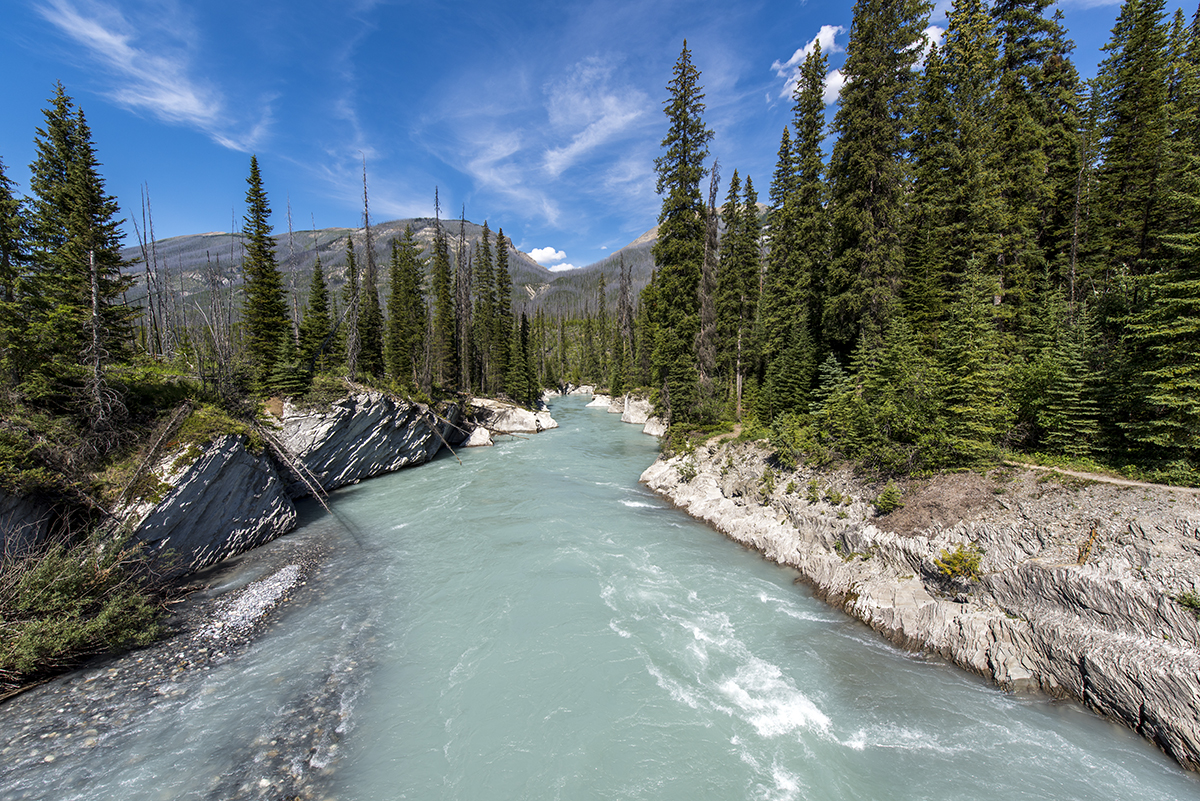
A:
[120,217,555,309]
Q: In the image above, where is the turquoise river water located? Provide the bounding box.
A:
[3,396,1199,800]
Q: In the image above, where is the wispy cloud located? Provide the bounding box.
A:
[771,24,846,100]
[35,0,268,150]
[543,56,649,177]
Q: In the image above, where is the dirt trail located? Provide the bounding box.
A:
[1006,461,1200,494]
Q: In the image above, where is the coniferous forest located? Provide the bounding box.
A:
[636,0,1200,484]
[0,0,1197,685]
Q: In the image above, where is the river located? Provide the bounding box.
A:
[2,396,1197,800]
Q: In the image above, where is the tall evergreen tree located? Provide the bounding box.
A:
[0,158,27,384]
[299,254,332,373]
[473,222,496,393]
[651,40,714,423]
[384,227,425,387]
[493,228,513,387]
[430,193,455,388]
[240,155,288,389]
[824,0,929,351]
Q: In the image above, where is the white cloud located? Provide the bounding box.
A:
[772,24,846,100]
[823,69,847,105]
[542,56,649,177]
[922,25,945,58]
[36,0,268,150]
[548,263,579,272]
[931,0,954,22]
[530,246,567,265]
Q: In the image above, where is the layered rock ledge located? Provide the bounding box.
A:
[122,392,468,573]
[641,440,1200,770]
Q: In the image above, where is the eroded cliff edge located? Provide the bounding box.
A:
[119,391,556,574]
[641,440,1200,770]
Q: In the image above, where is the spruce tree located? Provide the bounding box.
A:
[299,254,332,373]
[386,227,424,388]
[240,155,288,389]
[493,228,513,387]
[473,222,496,393]
[651,40,714,423]
[905,44,956,343]
[0,158,26,384]
[1120,12,1200,460]
[357,238,385,379]
[824,0,929,351]
[430,198,455,388]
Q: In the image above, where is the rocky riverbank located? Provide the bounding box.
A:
[641,439,1200,771]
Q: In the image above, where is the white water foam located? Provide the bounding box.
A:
[620,499,659,508]
[719,659,831,739]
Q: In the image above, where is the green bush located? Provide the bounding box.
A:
[678,459,698,483]
[935,543,983,581]
[874,480,903,514]
[761,467,776,495]
[805,479,820,504]
[1,529,164,691]
[1176,591,1200,617]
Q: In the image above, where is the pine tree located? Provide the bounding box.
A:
[299,254,332,373]
[824,0,929,351]
[790,43,830,350]
[651,40,714,423]
[493,228,513,387]
[1120,11,1200,459]
[473,222,496,393]
[762,127,797,366]
[240,155,288,389]
[905,44,956,343]
[430,194,455,388]
[0,158,26,384]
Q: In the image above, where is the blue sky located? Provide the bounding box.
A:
[0,0,1189,272]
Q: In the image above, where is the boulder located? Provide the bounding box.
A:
[621,396,654,425]
[586,394,612,408]
[472,398,558,434]
[463,427,493,447]
[642,416,667,437]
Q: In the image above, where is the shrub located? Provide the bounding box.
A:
[1176,591,1200,617]
[678,459,698,483]
[874,480,903,514]
[935,543,983,581]
[806,479,820,504]
[761,467,776,495]
[0,528,164,691]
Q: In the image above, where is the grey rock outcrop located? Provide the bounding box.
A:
[642,441,1200,770]
[125,392,465,574]
[471,398,558,434]
[126,435,297,572]
[642,417,667,437]
[275,391,461,495]
[463,427,493,447]
[620,396,653,425]
[586,394,612,408]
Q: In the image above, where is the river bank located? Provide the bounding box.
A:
[640,439,1200,770]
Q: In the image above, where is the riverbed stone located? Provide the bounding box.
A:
[463,427,493,447]
[472,398,558,434]
[586,394,611,408]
